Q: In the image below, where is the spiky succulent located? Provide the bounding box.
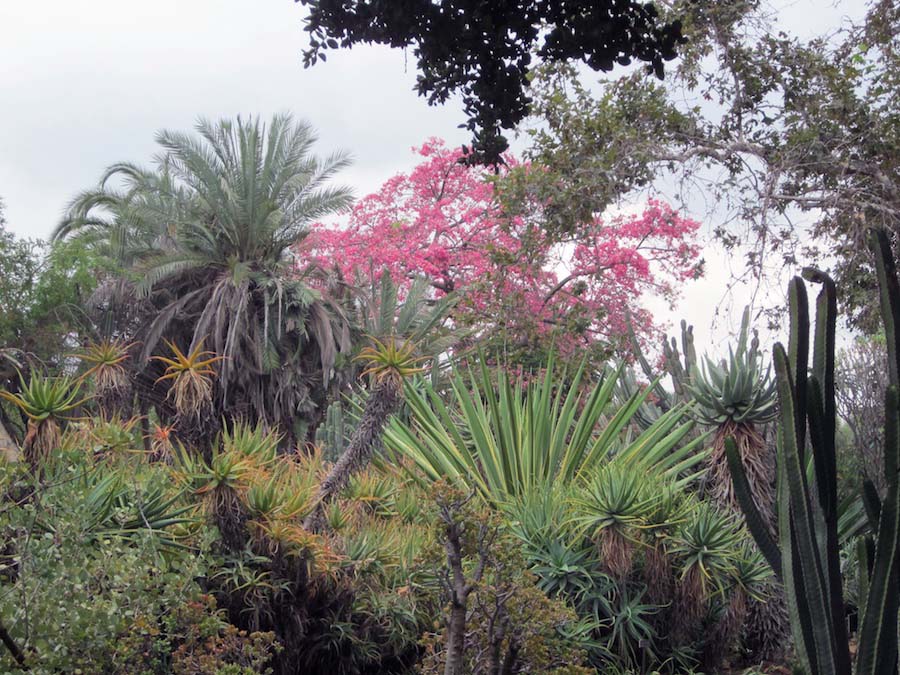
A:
[1,373,86,423]
[76,338,134,395]
[570,465,652,579]
[1,373,87,467]
[673,503,741,593]
[687,308,776,425]
[355,335,426,389]
[152,337,224,420]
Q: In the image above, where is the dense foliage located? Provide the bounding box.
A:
[306,139,702,364]
[53,115,355,447]
[3,2,897,666]
[297,0,684,163]
[525,0,900,329]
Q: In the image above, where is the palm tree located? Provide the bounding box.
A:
[55,114,354,446]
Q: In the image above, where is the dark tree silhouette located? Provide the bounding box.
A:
[297,0,684,163]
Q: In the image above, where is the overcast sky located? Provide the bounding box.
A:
[0,0,864,349]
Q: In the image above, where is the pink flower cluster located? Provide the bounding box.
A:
[302,139,703,355]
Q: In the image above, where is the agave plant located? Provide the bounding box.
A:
[0,373,87,468]
[153,338,224,422]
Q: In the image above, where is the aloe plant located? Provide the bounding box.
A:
[727,229,900,675]
[0,373,87,468]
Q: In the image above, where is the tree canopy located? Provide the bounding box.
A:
[523,0,900,330]
[297,0,685,163]
[305,139,702,365]
[54,115,355,444]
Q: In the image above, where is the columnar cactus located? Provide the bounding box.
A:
[727,229,900,675]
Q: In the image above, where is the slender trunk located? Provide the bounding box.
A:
[440,498,488,675]
[0,618,28,670]
[500,642,519,675]
[444,601,468,675]
[716,421,790,663]
[304,379,400,531]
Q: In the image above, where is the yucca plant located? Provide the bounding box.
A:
[153,338,224,421]
[305,336,425,530]
[386,354,708,505]
[0,373,87,468]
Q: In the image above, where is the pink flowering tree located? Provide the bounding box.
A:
[303,139,703,363]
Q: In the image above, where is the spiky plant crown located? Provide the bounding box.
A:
[355,335,426,389]
[688,308,776,426]
[0,372,86,421]
[731,542,773,601]
[153,337,224,418]
[76,338,134,393]
[671,503,742,596]
[570,465,653,579]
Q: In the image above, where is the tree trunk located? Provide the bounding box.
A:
[0,618,28,670]
[443,510,472,675]
[715,421,790,664]
[304,379,400,531]
[444,600,468,675]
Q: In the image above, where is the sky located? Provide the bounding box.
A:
[0,0,865,354]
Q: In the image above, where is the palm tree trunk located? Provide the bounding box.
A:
[304,379,400,531]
